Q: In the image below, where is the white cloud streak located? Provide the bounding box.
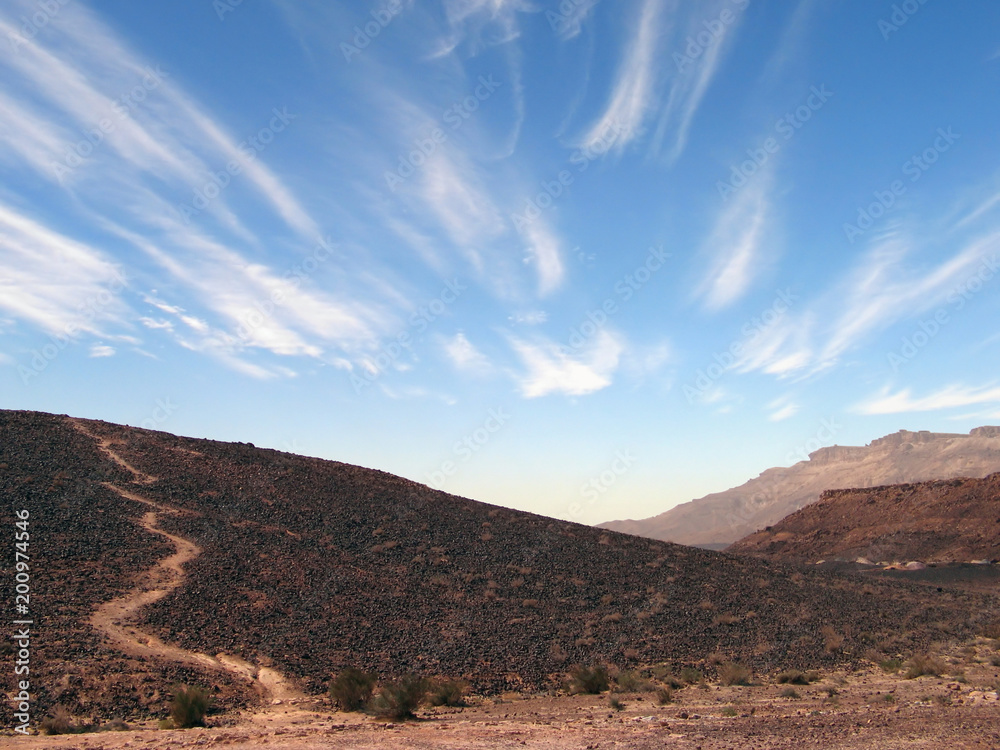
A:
[854,383,1000,415]
[507,329,623,397]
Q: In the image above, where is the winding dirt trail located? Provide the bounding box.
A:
[69,418,306,706]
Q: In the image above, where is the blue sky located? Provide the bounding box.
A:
[2,0,999,525]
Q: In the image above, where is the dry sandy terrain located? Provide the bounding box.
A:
[4,658,1000,749]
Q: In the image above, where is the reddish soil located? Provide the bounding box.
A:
[729,473,1000,564]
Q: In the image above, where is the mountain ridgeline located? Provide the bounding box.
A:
[599,428,1000,548]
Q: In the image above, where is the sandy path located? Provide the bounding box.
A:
[69,418,306,705]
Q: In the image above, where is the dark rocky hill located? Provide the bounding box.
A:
[729,473,1000,565]
[1,410,995,723]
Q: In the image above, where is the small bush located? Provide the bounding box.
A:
[904,654,945,679]
[369,675,429,720]
[105,718,130,731]
[40,706,77,735]
[718,662,751,686]
[170,684,211,729]
[879,658,903,673]
[652,666,683,688]
[613,670,651,693]
[568,665,610,694]
[656,687,673,705]
[679,667,703,685]
[821,625,844,654]
[428,678,468,707]
[330,668,377,711]
[980,620,1000,639]
[721,705,738,717]
[780,687,801,699]
[609,695,625,711]
[776,670,809,685]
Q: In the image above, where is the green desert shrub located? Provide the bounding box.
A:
[369,675,429,720]
[776,669,818,685]
[613,670,653,693]
[329,667,377,711]
[428,678,468,707]
[879,658,903,673]
[608,695,625,711]
[904,654,945,679]
[170,684,211,728]
[40,706,77,735]
[718,662,752,686]
[568,664,610,694]
[656,686,673,705]
[679,667,703,685]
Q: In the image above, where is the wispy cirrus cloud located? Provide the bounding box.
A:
[0,0,415,378]
[695,171,771,310]
[767,396,800,421]
[578,0,663,154]
[0,200,130,337]
[506,329,623,397]
[442,331,492,374]
[579,0,744,162]
[735,225,1000,379]
[853,382,1000,415]
[818,232,995,365]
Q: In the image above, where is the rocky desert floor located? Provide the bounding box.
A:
[5,650,999,750]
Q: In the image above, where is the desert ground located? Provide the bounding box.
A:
[3,652,1000,749]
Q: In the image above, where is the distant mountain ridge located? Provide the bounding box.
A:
[598,427,1000,548]
[728,472,1000,564]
